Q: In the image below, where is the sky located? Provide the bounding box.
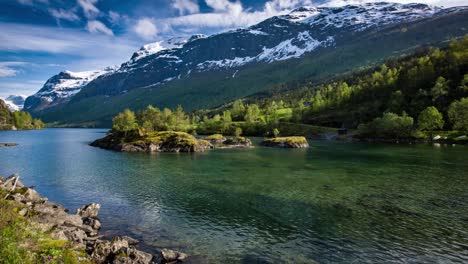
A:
[0,0,467,98]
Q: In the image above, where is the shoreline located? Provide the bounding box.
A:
[0,174,187,264]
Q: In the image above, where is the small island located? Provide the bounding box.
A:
[91,130,212,152]
[261,136,309,148]
[91,108,259,152]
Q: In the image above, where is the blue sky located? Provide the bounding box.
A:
[0,0,467,98]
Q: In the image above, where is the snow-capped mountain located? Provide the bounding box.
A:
[24,2,468,125]
[2,95,26,111]
[24,67,117,111]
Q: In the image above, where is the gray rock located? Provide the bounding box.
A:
[122,236,140,245]
[160,249,188,263]
[2,174,24,189]
[77,203,101,219]
[53,226,88,244]
[23,188,42,203]
[18,207,28,216]
[83,217,102,230]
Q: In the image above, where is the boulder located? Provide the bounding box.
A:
[91,237,154,264]
[23,188,42,203]
[18,207,28,216]
[2,174,24,189]
[77,203,101,219]
[83,217,102,230]
[160,249,188,263]
[433,135,441,140]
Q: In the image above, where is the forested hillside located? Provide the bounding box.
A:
[0,99,44,130]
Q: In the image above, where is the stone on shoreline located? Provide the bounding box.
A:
[160,249,188,263]
[0,174,188,263]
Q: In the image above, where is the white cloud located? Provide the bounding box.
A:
[108,11,121,24]
[0,62,28,77]
[164,0,312,31]
[49,8,80,21]
[134,18,158,40]
[86,20,114,36]
[172,0,200,15]
[78,0,100,18]
[0,80,46,97]
[205,0,242,12]
[0,22,137,67]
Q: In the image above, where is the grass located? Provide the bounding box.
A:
[0,189,90,264]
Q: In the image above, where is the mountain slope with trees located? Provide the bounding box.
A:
[0,99,44,130]
[108,37,468,141]
[25,3,468,127]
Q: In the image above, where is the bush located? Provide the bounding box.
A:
[418,106,444,137]
[357,112,414,139]
[448,97,468,132]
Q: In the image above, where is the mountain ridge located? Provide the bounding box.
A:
[24,2,468,126]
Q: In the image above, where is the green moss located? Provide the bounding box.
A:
[264,136,308,145]
[205,134,225,140]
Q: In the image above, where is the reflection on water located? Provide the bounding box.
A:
[1,129,468,263]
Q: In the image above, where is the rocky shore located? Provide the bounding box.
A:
[261,137,309,148]
[0,174,187,263]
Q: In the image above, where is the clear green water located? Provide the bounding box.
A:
[1,129,468,263]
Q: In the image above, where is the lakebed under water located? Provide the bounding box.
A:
[1,128,468,263]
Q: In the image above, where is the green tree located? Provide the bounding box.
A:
[418,106,444,137]
[231,99,246,121]
[448,97,468,131]
[244,104,261,123]
[272,128,280,138]
[12,111,33,129]
[431,76,449,102]
[358,112,414,139]
[113,109,138,135]
[458,74,468,92]
[234,127,242,137]
[291,100,305,122]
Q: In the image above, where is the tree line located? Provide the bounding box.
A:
[111,36,468,139]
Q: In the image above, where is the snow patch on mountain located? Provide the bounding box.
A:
[284,3,440,31]
[33,67,117,102]
[197,32,334,70]
[131,37,189,61]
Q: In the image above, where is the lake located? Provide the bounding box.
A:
[1,128,468,263]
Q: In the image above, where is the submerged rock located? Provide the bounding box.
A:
[261,136,309,148]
